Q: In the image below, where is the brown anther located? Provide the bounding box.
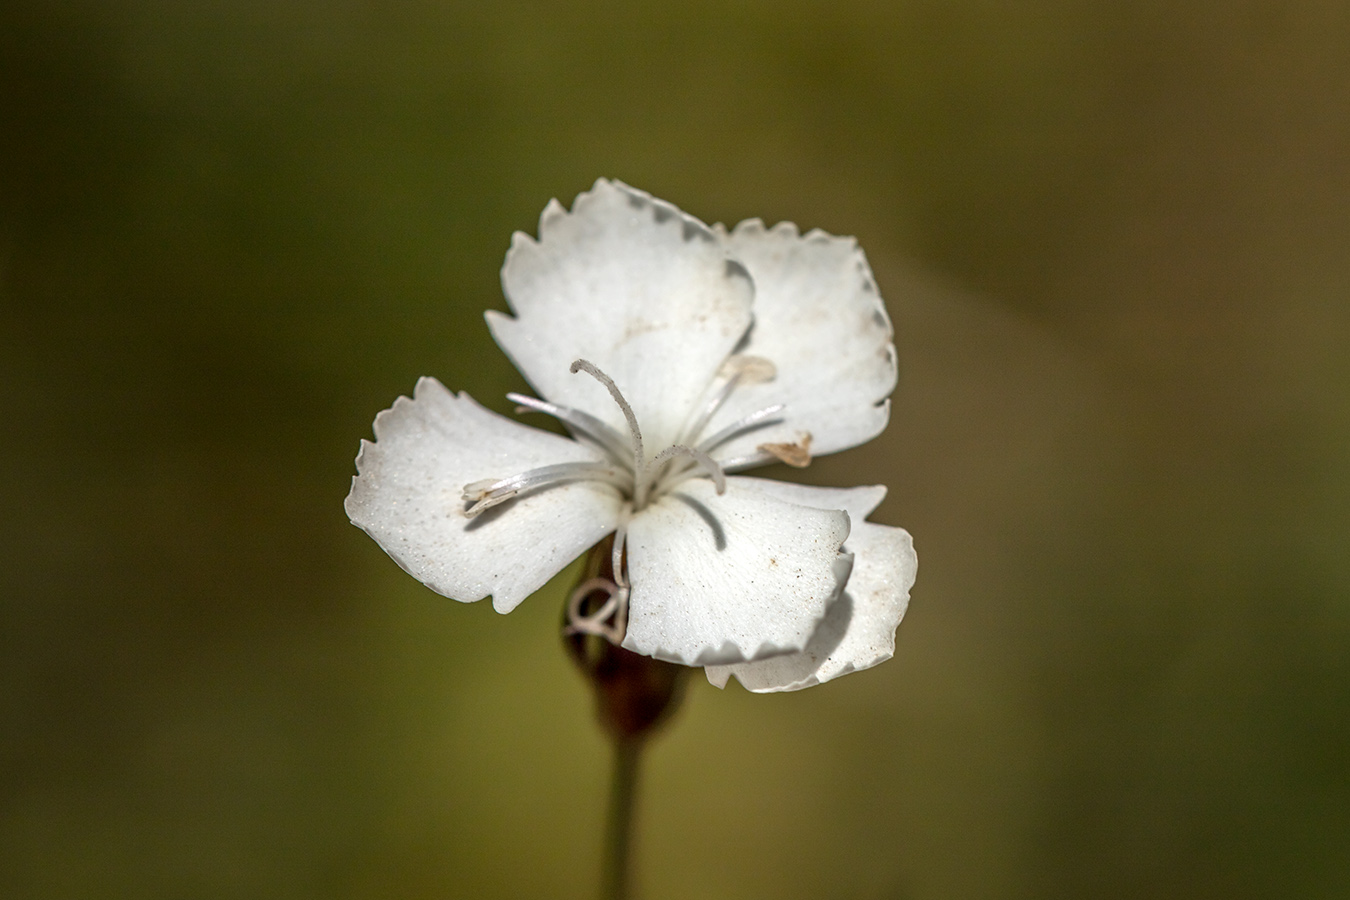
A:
[758,432,813,468]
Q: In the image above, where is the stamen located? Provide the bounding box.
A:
[758,432,813,467]
[652,444,727,495]
[571,358,650,507]
[725,354,777,383]
[680,354,777,446]
[695,403,785,455]
[682,372,742,447]
[461,461,625,517]
[569,359,644,468]
[507,392,633,465]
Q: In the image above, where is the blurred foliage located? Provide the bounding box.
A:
[2,1,1348,898]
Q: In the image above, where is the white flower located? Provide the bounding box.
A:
[344,179,917,692]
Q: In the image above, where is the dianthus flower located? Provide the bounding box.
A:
[345,179,916,692]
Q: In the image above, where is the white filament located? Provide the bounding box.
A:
[570,358,644,481]
[462,461,625,517]
[507,392,631,464]
[652,444,727,495]
[462,354,791,523]
[696,403,785,455]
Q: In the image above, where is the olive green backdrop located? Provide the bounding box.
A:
[3,2,1347,898]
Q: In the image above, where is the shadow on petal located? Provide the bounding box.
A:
[670,490,727,551]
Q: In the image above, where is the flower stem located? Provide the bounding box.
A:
[602,736,642,900]
[564,537,689,900]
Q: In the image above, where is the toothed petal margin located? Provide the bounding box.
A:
[489,179,754,452]
[705,478,916,692]
[344,377,622,613]
[702,220,897,465]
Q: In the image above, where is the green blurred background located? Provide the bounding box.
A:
[3,2,1348,897]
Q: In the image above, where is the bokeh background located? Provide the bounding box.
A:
[4,2,1348,898]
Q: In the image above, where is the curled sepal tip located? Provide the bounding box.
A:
[563,535,689,741]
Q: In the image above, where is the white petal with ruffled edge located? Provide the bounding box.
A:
[705,478,916,692]
[345,377,623,613]
[488,179,754,452]
[622,477,853,666]
[700,220,896,468]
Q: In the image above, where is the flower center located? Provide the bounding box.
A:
[460,356,783,518]
[460,356,786,643]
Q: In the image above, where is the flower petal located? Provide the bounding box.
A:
[488,179,754,452]
[345,377,622,613]
[622,477,853,665]
[700,220,897,467]
[705,478,916,692]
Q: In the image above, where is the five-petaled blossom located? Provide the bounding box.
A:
[345,179,916,692]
